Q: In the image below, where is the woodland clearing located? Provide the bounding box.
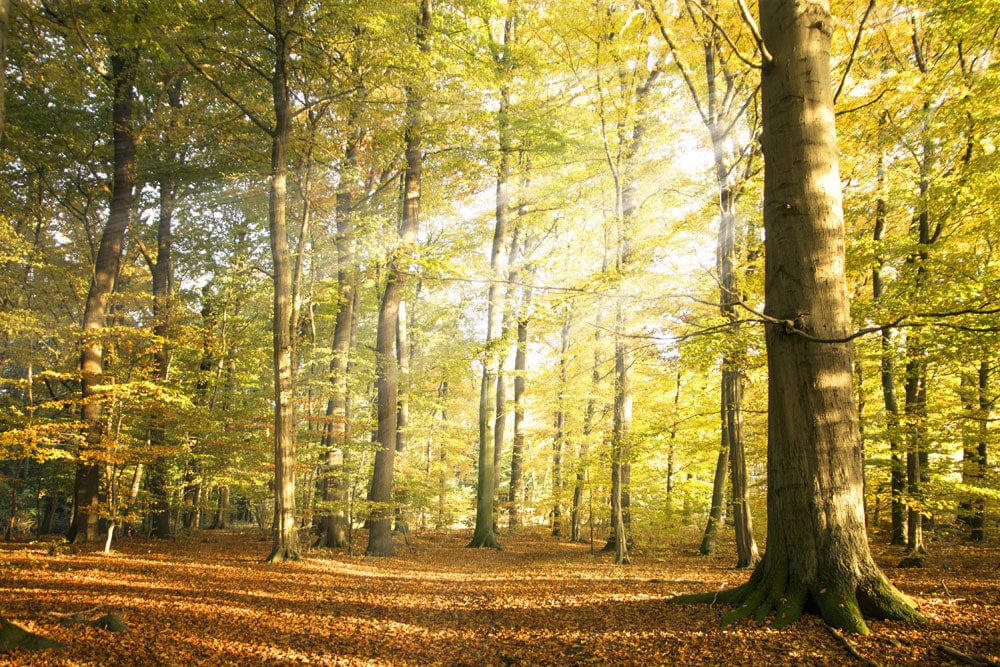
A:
[0,527,997,666]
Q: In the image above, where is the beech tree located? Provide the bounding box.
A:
[367,0,432,558]
[675,0,922,633]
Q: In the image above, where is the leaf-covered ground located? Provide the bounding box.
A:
[0,527,997,665]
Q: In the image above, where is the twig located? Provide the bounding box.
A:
[710,582,726,607]
[825,624,881,667]
[937,644,999,666]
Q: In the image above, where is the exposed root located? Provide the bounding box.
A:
[669,564,923,634]
[467,533,502,550]
[0,617,65,653]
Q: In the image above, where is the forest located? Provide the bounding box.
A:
[0,0,998,663]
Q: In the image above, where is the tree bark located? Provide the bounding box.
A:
[68,49,137,544]
[145,79,182,540]
[551,312,571,537]
[368,0,431,557]
[872,145,907,545]
[319,121,361,549]
[571,322,601,543]
[470,10,513,550]
[0,0,8,142]
[508,282,530,529]
[674,0,922,633]
[266,1,299,563]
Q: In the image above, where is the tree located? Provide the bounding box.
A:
[651,0,760,568]
[674,0,922,633]
[469,5,519,551]
[68,37,139,544]
[0,0,7,141]
[367,0,432,558]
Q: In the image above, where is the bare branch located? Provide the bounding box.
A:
[834,0,876,104]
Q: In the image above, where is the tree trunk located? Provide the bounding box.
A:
[0,0,7,142]
[551,313,570,537]
[871,148,907,545]
[319,124,360,549]
[700,432,729,555]
[675,0,922,633]
[266,5,299,563]
[970,360,990,541]
[367,0,430,557]
[145,82,181,538]
[396,299,411,453]
[507,291,529,530]
[68,50,137,544]
[571,323,601,543]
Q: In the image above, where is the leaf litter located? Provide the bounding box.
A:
[0,528,997,666]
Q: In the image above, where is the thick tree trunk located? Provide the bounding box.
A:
[368,0,430,557]
[674,0,922,633]
[68,50,137,544]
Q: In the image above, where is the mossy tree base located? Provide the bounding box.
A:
[670,556,923,634]
[0,617,65,654]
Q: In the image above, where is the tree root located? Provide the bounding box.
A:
[0,616,65,653]
[669,564,923,634]
[467,533,502,550]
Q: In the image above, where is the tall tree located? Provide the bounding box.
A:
[651,0,760,568]
[469,6,517,550]
[143,75,184,539]
[68,41,139,544]
[0,0,7,141]
[367,0,432,557]
[675,0,922,633]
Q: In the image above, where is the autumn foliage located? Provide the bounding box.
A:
[0,528,997,666]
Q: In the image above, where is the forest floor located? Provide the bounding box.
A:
[0,526,998,666]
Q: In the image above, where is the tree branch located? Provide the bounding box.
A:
[834,0,876,104]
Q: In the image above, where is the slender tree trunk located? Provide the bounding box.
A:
[470,16,513,549]
[970,360,990,541]
[266,5,299,563]
[551,313,570,537]
[700,429,729,555]
[572,322,601,543]
[436,381,448,529]
[872,146,907,545]
[367,0,430,557]
[145,79,182,539]
[0,0,7,142]
[68,50,137,544]
[396,300,410,453]
[674,0,922,633]
[508,284,529,529]
[319,126,360,549]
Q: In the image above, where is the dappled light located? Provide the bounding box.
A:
[1,529,998,665]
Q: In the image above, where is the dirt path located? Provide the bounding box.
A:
[0,528,997,665]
